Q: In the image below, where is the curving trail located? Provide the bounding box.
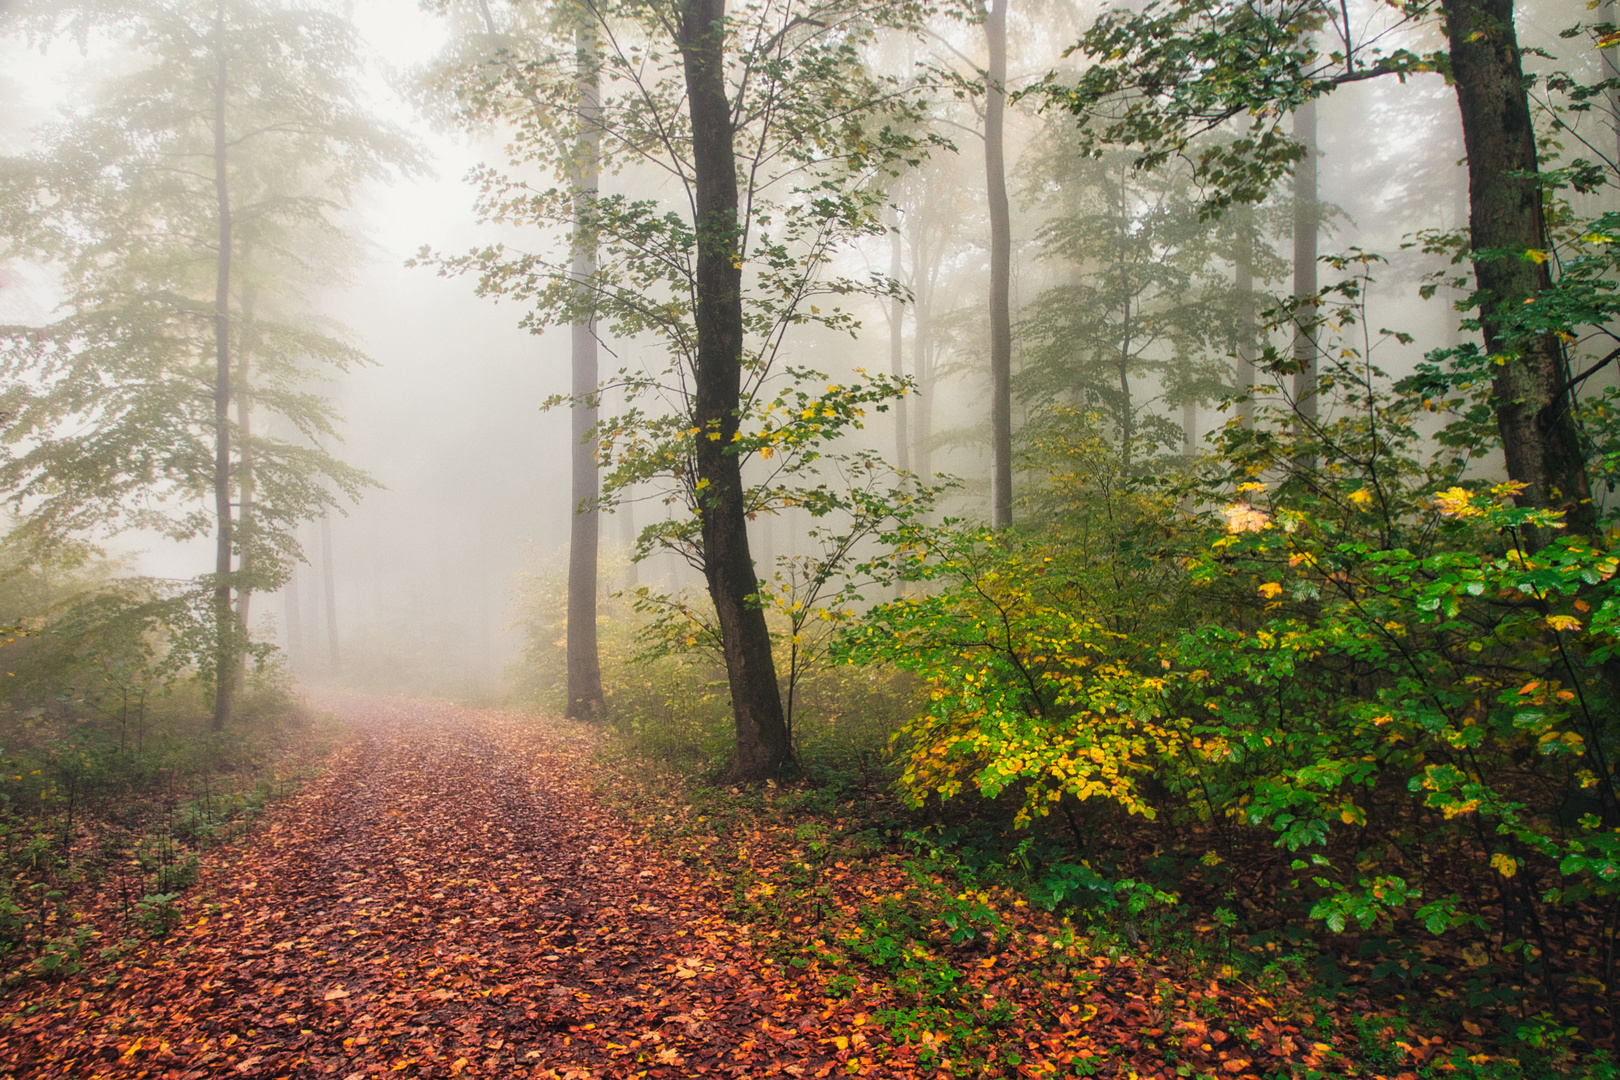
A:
[1,694,827,1079]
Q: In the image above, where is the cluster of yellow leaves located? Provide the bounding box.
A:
[892,599,1184,827]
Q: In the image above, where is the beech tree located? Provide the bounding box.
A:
[0,0,416,726]
[983,0,1013,527]
[425,0,937,778]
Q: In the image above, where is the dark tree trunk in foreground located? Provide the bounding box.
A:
[985,0,1013,528]
[567,22,605,721]
[211,0,236,732]
[1443,0,1596,539]
[678,0,791,780]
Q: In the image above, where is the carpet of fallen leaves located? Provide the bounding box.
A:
[0,695,1464,1079]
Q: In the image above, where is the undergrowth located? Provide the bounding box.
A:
[586,731,1618,1079]
[0,676,342,985]
[516,546,1619,1074]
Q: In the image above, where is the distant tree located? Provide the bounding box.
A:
[0,0,417,726]
[424,0,938,779]
[1017,143,1256,465]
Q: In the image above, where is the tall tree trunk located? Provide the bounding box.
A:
[283,558,304,669]
[1605,0,1620,166]
[757,504,775,580]
[911,213,935,485]
[567,21,605,721]
[890,216,910,474]
[1291,97,1318,426]
[1443,0,1596,539]
[234,281,257,698]
[210,0,235,732]
[321,515,340,671]
[1116,164,1135,464]
[1234,203,1256,425]
[677,0,790,780]
[985,0,1013,527]
[620,489,639,587]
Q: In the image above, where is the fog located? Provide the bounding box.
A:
[0,0,1601,700]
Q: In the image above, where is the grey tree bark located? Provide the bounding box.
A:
[233,281,258,697]
[985,0,1013,527]
[910,206,937,485]
[1605,0,1620,165]
[210,0,237,731]
[566,21,605,721]
[619,491,638,587]
[321,514,340,671]
[1290,97,1318,426]
[889,216,910,474]
[283,558,304,668]
[1233,203,1256,426]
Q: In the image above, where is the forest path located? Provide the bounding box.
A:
[2,693,825,1080]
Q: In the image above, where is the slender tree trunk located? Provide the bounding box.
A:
[1450,168,1468,348]
[210,0,235,732]
[1234,203,1256,425]
[1291,97,1319,426]
[985,0,1013,527]
[321,515,340,671]
[620,490,639,587]
[1443,0,1596,539]
[283,559,303,669]
[678,0,790,780]
[911,214,934,485]
[1117,163,1135,463]
[1119,295,1134,465]
[889,217,910,474]
[567,21,605,721]
[1604,0,1620,166]
[234,282,257,698]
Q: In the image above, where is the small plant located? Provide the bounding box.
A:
[133,892,182,937]
[26,925,94,978]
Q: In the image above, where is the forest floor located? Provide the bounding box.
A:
[0,694,1455,1080]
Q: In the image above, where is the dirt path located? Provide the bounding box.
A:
[1,694,825,1079]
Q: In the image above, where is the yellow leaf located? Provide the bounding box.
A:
[1546,614,1582,632]
[1258,582,1284,599]
[1433,487,1482,518]
[1490,852,1517,878]
[1223,502,1270,533]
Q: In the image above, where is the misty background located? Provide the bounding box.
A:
[0,0,1497,698]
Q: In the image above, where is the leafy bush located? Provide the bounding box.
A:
[837,263,1620,1028]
